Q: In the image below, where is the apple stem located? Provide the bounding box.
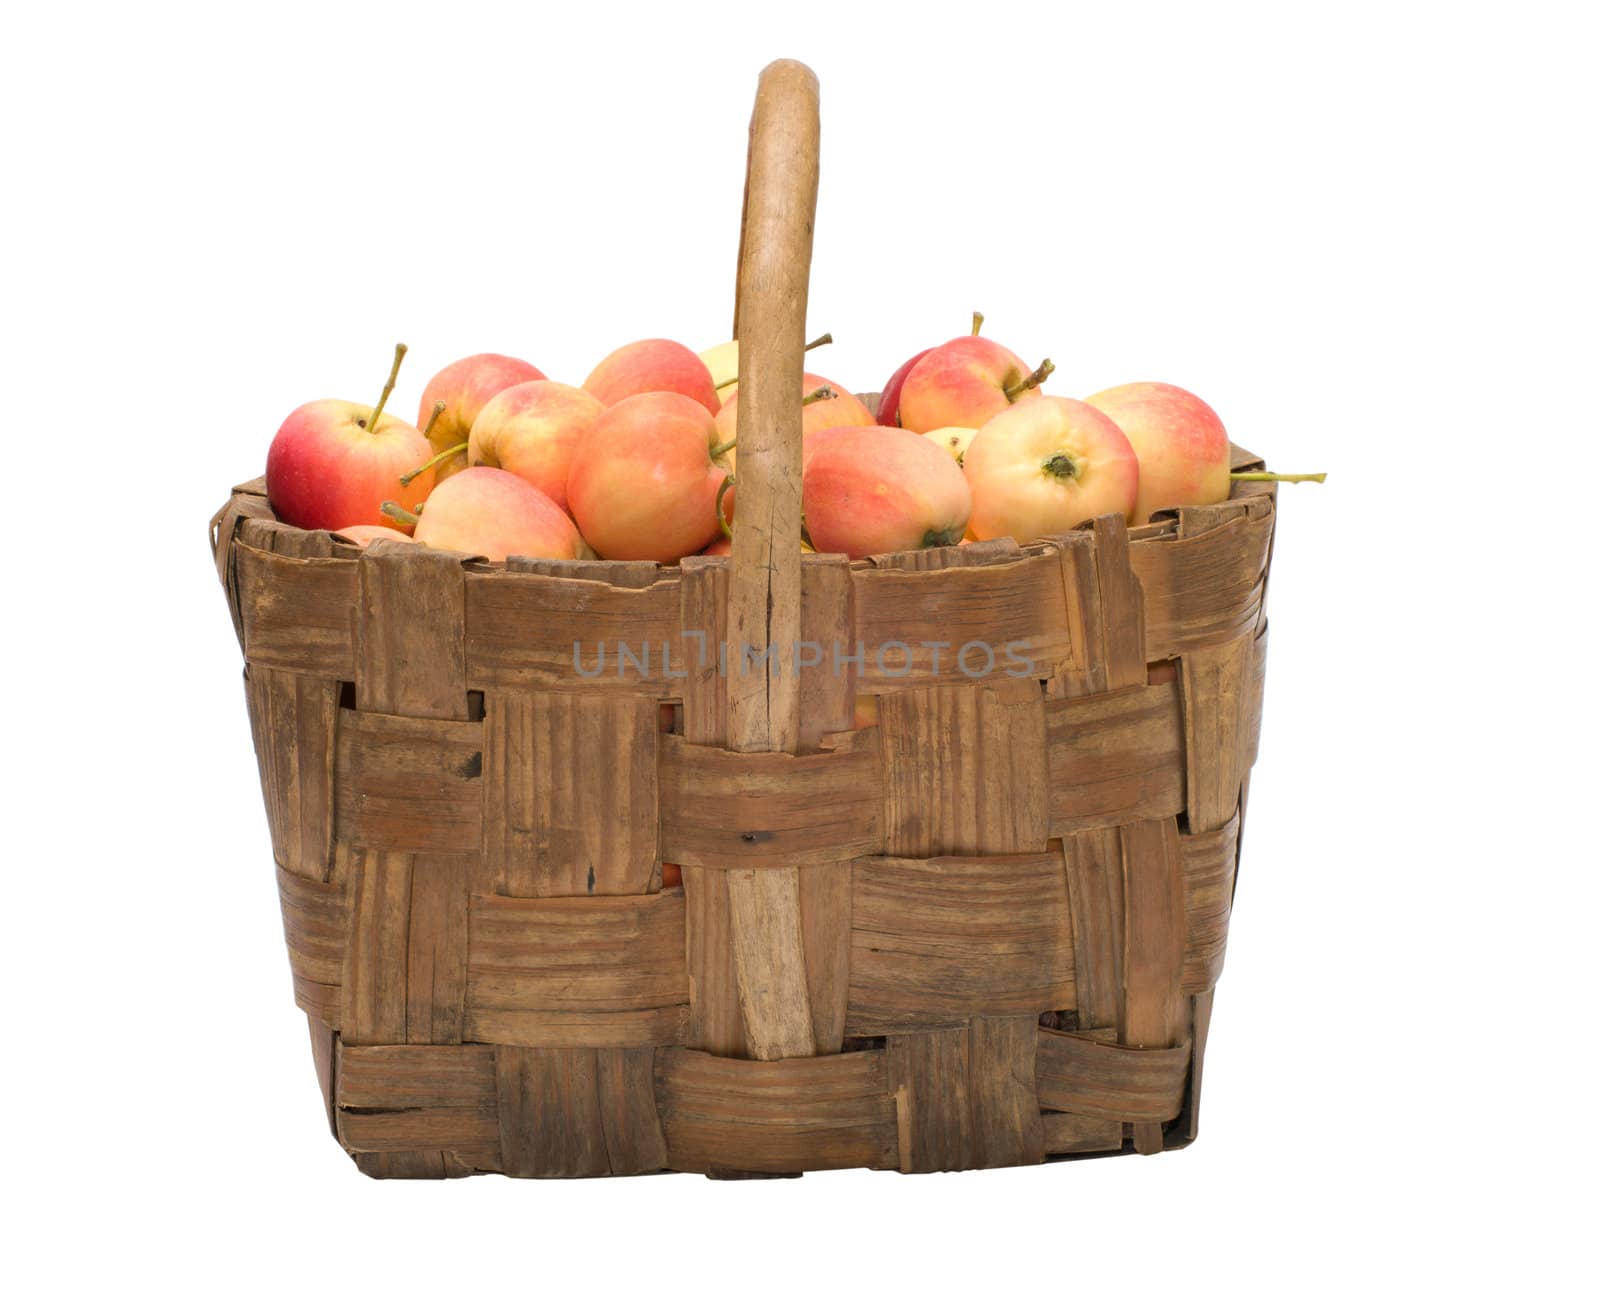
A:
[1230,471,1328,484]
[400,442,467,487]
[363,343,408,430]
[803,385,836,405]
[420,400,446,443]
[1004,357,1054,402]
[971,310,984,336]
[716,474,736,539]
[380,499,421,527]
[709,437,738,460]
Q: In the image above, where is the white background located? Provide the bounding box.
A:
[4,1,1595,1303]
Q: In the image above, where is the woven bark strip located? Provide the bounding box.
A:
[248,667,338,878]
[878,681,1050,858]
[1035,1028,1191,1121]
[235,543,358,678]
[846,852,1075,1033]
[464,569,682,693]
[1044,682,1186,834]
[478,692,659,897]
[1182,811,1241,993]
[494,1046,666,1178]
[214,59,1287,1178]
[277,863,345,1026]
[464,892,688,1048]
[852,550,1076,691]
[334,710,484,854]
[656,1048,897,1173]
[658,730,881,868]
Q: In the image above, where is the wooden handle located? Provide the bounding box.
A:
[727,59,819,756]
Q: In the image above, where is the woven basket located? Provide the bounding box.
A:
[209,60,1278,1179]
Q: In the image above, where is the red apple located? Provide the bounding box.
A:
[387,466,583,562]
[898,336,1052,433]
[963,397,1139,542]
[467,380,603,516]
[1083,382,1231,525]
[566,391,729,562]
[266,345,435,533]
[802,427,972,558]
[876,347,932,426]
[417,353,546,482]
[583,339,719,413]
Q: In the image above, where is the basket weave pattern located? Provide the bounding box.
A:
[210,476,1273,1178]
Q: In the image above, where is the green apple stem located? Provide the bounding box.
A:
[364,343,408,430]
[709,437,738,460]
[803,385,836,405]
[1004,357,1054,402]
[971,310,984,336]
[380,499,421,527]
[400,442,467,487]
[1230,471,1328,484]
[716,474,736,539]
[420,400,446,442]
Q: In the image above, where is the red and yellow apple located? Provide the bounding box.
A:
[962,397,1139,541]
[394,466,583,562]
[266,388,435,534]
[418,353,547,481]
[566,391,730,562]
[1083,382,1230,525]
[802,427,972,558]
[584,339,719,413]
[875,347,932,427]
[898,336,1051,433]
[467,380,603,516]
[698,340,741,404]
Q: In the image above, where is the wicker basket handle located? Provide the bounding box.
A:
[725,59,819,756]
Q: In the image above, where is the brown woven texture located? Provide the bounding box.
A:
[209,61,1278,1178]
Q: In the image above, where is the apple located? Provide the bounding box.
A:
[898,336,1053,433]
[699,340,741,404]
[566,391,730,562]
[962,396,1139,542]
[712,372,875,454]
[1082,382,1231,525]
[802,426,972,558]
[584,339,719,413]
[416,353,546,482]
[382,466,583,562]
[266,344,436,533]
[876,347,933,427]
[333,524,413,546]
[922,426,977,463]
[467,380,603,516]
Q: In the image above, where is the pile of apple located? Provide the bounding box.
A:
[264,318,1307,564]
